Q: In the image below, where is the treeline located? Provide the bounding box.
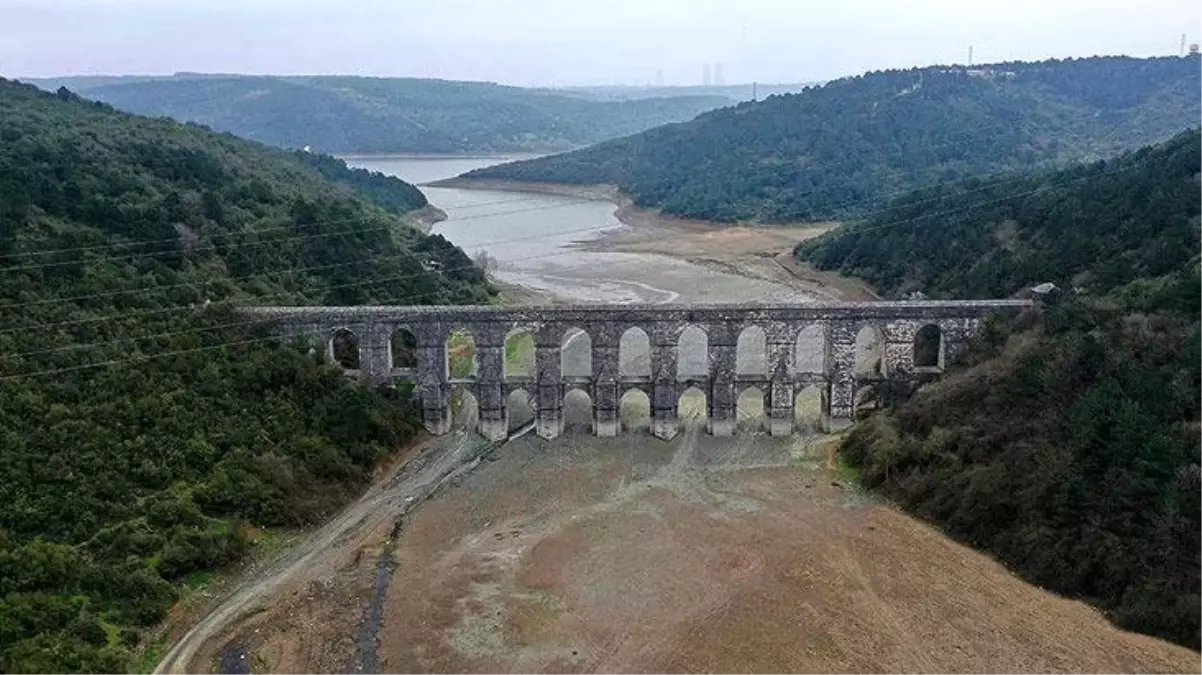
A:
[0,79,492,672]
[803,130,1201,648]
[798,128,1202,301]
[463,55,1201,223]
[54,75,731,154]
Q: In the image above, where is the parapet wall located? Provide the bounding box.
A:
[244,301,1030,441]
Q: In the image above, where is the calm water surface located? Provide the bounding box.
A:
[345,155,800,305]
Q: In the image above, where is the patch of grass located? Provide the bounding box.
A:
[834,450,863,491]
[183,570,216,590]
[447,330,477,378]
[504,331,534,377]
[134,635,170,674]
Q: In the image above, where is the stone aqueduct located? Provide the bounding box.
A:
[246,301,1030,442]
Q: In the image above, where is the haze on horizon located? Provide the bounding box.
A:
[3,0,1199,87]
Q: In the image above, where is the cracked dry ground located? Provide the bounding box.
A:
[232,430,1199,674]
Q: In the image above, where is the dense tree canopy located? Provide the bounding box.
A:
[465,56,1201,223]
[808,130,1201,649]
[0,78,492,672]
[44,75,732,154]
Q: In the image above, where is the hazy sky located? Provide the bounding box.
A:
[3,0,1199,86]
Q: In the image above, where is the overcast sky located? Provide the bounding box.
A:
[3,0,1199,86]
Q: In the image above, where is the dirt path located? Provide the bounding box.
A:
[153,433,492,674]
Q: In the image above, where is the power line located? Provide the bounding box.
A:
[0,198,605,274]
[0,159,1138,377]
[0,193,548,262]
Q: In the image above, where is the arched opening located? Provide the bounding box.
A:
[561,327,592,379]
[329,329,360,370]
[618,389,651,433]
[794,384,825,431]
[736,386,766,433]
[793,323,825,374]
[854,325,884,377]
[854,385,878,419]
[619,327,651,379]
[504,328,535,379]
[677,386,708,430]
[445,328,477,379]
[677,324,709,380]
[390,328,417,370]
[736,326,767,377]
[450,388,479,432]
[506,388,534,433]
[913,324,944,369]
[563,388,593,434]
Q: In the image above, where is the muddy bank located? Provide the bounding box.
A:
[404,204,448,233]
[432,177,878,302]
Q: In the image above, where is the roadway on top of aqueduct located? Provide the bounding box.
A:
[245,300,1032,441]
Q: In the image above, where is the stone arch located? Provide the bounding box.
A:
[561,327,592,379]
[913,324,944,369]
[794,384,826,431]
[619,327,651,379]
[854,325,885,377]
[677,386,708,430]
[450,387,479,432]
[736,325,767,376]
[676,324,709,380]
[618,388,651,433]
[445,328,477,379]
[390,328,417,370]
[792,323,825,374]
[506,388,534,433]
[329,328,360,370]
[562,388,593,434]
[504,327,536,379]
[736,386,766,432]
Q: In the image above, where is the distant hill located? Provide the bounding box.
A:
[0,78,491,672]
[547,81,822,102]
[462,55,1202,223]
[30,74,732,154]
[798,127,1202,300]
[806,130,1201,649]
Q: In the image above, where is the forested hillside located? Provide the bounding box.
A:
[0,79,492,672]
[463,56,1201,223]
[51,74,731,154]
[804,131,1201,648]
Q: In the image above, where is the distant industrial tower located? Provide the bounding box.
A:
[655,69,664,87]
[702,63,712,86]
[713,62,725,86]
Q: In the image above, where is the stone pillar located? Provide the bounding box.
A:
[475,325,508,442]
[417,331,450,435]
[826,320,858,431]
[765,324,794,436]
[535,327,563,440]
[708,323,738,436]
[592,328,620,436]
[360,323,393,386]
[650,330,678,440]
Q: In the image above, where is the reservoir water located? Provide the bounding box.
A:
[345,155,804,304]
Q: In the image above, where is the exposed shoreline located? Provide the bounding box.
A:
[430,176,879,302]
[404,204,447,233]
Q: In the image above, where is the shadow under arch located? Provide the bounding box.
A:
[736,385,766,433]
[677,386,708,430]
[618,388,651,433]
[563,387,593,434]
[506,388,534,433]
